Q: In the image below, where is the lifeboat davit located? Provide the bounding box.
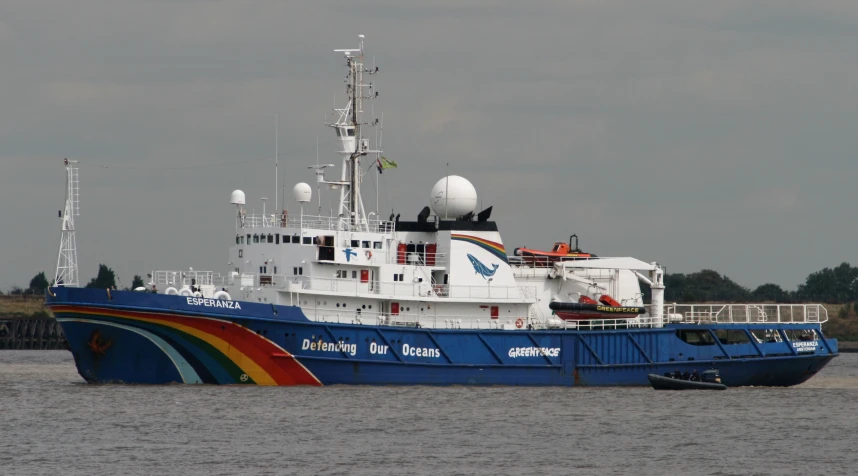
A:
[549,294,646,321]
[513,234,595,265]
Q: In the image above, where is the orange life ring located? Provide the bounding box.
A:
[365,250,372,259]
[515,318,524,329]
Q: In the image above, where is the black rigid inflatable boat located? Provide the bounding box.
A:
[648,370,727,390]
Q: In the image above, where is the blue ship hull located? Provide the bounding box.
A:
[46,287,838,387]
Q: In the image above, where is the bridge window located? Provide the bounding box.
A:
[351,240,360,247]
[235,235,240,245]
[362,241,370,248]
[715,330,751,345]
[247,234,251,245]
[373,241,382,249]
[253,235,260,244]
[267,234,274,243]
[303,237,312,245]
[676,330,715,346]
[275,234,280,244]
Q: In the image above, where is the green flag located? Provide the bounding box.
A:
[380,156,397,169]
[377,156,397,173]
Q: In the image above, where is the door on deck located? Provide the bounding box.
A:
[418,302,433,328]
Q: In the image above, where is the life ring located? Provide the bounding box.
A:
[365,250,372,259]
[164,287,179,295]
[193,291,202,297]
[515,318,524,329]
[213,290,232,301]
[179,287,193,297]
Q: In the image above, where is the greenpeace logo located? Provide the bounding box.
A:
[186,297,241,310]
[596,306,639,313]
[508,347,559,358]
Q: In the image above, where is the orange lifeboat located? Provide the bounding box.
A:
[513,234,594,266]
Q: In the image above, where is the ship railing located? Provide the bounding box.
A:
[151,270,218,288]
[268,275,535,301]
[662,303,828,325]
[237,212,395,233]
[559,315,668,331]
[402,251,448,268]
[508,255,606,269]
[301,307,533,330]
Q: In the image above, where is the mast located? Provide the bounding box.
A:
[330,35,381,231]
[55,158,80,287]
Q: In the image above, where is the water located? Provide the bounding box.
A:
[1,351,856,476]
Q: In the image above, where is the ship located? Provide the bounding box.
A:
[46,38,838,387]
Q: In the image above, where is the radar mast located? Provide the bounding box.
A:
[55,158,80,287]
[329,35,381,231]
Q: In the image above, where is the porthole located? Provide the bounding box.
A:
[336,303,340,308]
[362,304,366,309]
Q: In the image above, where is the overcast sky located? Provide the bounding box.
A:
[2,0,857,292]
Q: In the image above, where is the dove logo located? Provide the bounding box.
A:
[467,254,499,280]
[342,248,357,262]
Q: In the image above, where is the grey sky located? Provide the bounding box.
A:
[1,1,857,292]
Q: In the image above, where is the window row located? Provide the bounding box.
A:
[236,234,312,245]
[350,240,383,249]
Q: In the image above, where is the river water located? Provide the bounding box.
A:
[1,351,856,476]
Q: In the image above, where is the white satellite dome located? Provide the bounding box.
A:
[429,175,478,219]
[293,183,312,203]
[230,189,246,205]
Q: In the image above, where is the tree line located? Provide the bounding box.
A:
[5,265,143,295]
[644,262,858,304]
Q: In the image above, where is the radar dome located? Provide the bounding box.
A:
[230,189,246,205]
[429,175,478,219]
[293,183,312,203]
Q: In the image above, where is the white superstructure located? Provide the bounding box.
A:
[146,37,824,330]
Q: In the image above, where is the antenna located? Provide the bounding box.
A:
[275,114,279,211]
[327,35,381,231]
[445,162,449,220]
[55,158,80,287]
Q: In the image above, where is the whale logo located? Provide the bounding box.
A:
[342,248,357,262]
[467,254,500,280]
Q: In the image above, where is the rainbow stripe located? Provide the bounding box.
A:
[53,305,321,386]
[451,234,508,263]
